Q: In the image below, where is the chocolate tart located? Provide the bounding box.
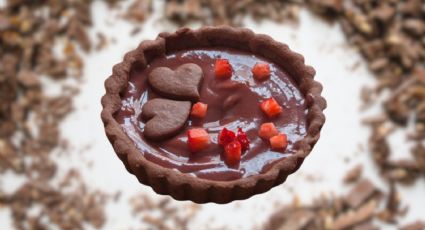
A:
[101,26,326,204]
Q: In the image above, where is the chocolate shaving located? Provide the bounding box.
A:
[277,210,315,230]
[345,179,380,209]
[353,222,379,230]
[399,221,425,230]
[332,200,378,230]
[344,164,363,184]
[124,0,152,22]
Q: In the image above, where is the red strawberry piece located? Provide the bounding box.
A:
[218,127,236,146]
[260,97,282,118]
[191,102,208,118]
[252,62,271,81]
[258,122,279,139]
[224,140,241,166]
[236,128,250,151]
[269,133,288,150]
[215,59,232,79]
[187,128,210,152]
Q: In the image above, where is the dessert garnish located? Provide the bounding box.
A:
[270,134,288,150]
[148,63,203,102]
[260,97,283,118]
[141,98,191,140]
[218,127,236,146]
[217,127,250,166]
[214,58,232,79]
[252,62,271,81]
[187,128,211,152]
[224,140,242,166]
[236,128,250,152]
[190,102,208,118]
[259,122,279,139]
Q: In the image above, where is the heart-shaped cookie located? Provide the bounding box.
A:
[148,63,203,102]
[141,98,191,141]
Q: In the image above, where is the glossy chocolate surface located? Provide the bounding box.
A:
[115,48,307,181]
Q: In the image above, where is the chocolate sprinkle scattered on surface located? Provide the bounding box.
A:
[399,221,425,230]
[0,1,136,229]
[345,179,380,209]
[124,0,152,23]
[344,164,363,184]
[264,177,423,230]
[163,0,301,26]
[129,193,200,230]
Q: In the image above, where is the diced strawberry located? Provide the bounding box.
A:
[191,102,208,118]
[258,122,279,139]
[260,97,282,118]
[187,128,210,152]
[236,128,250,151]
[224,140,241,166]
[215,59,232,79]
[269,134,288,150]
[252,62,271,81]
[218,128,236,146]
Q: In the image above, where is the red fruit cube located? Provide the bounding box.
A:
[191,102,208,118]
[269,134,288,150]
[259,122,279,139]
[252,62,271,81]
[218,128,236,146]
[260,97,282,118]
[224,140,241,166]
[236,128,250,151]
[187,128,210,152]
[215,59,232,79]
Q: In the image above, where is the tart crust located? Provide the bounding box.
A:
[101,26,326,204]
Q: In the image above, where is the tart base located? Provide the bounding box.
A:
[101,26,326,204]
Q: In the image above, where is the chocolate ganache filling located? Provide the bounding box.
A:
[114,48,307,181]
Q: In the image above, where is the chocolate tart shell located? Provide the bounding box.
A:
[101,26,326,204]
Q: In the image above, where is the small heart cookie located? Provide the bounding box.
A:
[141,98,191,141]
[148,63,203,102]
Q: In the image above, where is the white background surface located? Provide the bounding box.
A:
[1,1,424,229]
